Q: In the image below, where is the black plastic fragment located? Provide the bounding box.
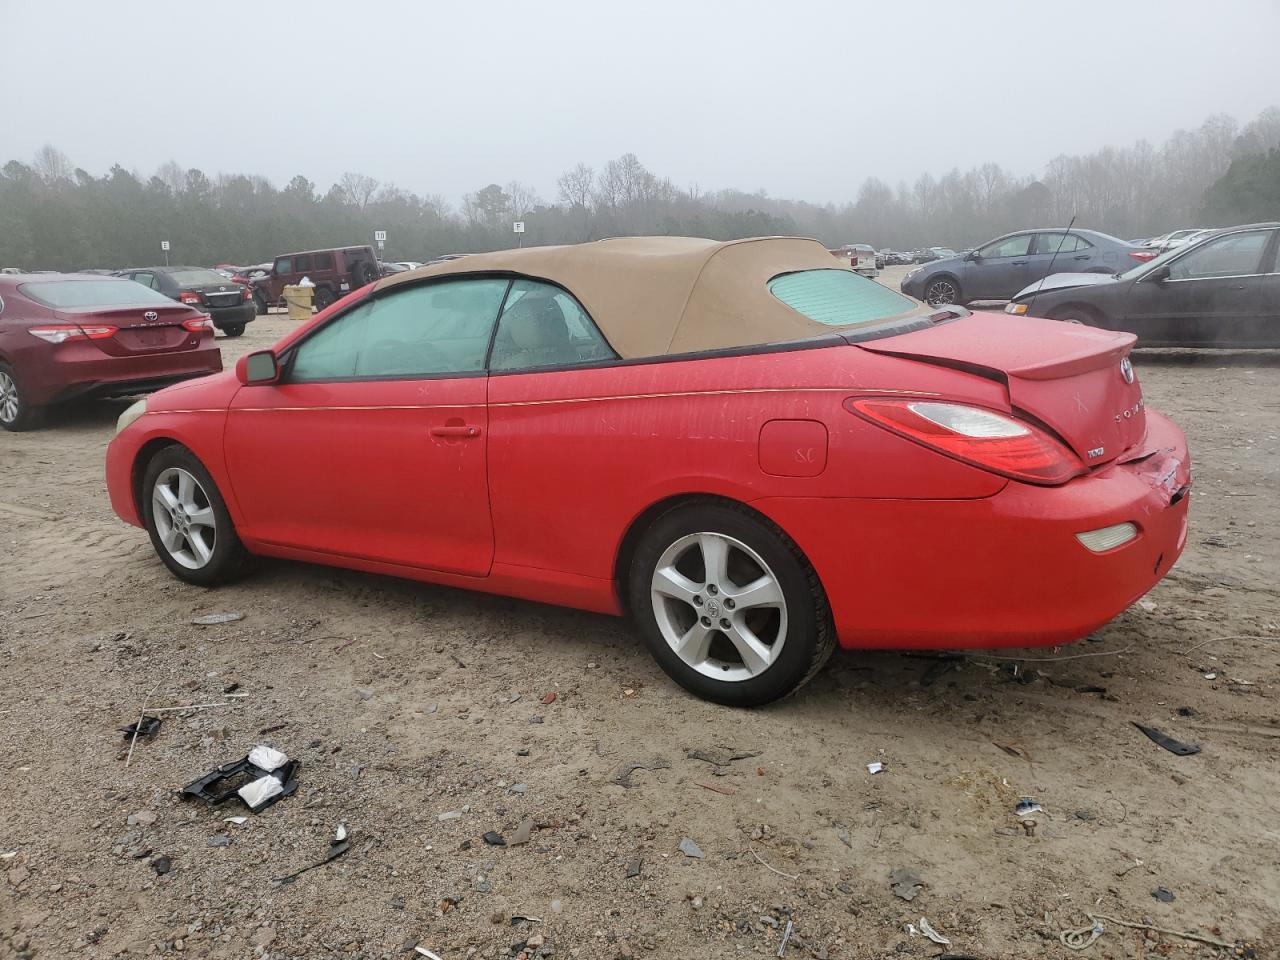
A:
[120,716,163,740]
[180,757,300,811]
[1132,722,1200,756]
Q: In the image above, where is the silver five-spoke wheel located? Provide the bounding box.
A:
[152,467,218,570]
[650,532,788,682]
[0,370,19,425]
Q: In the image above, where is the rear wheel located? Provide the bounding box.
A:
[253,291,268,315]
[629,502,835,706]
[142,445,251,586]
[0,363,42,432]
[313,286,336,311]
[221,323,246,338]
[923,275,961,306]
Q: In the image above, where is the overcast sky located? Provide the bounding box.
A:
[7,0,1280,206]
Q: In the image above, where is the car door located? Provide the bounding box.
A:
[1143,228,1272,346]
[223,276,510,575]
[1030,231,1096,279]
[967,233,1033,299]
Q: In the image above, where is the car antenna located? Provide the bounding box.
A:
[1026,214,1076,316]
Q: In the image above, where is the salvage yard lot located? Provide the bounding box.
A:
[2,289,1279,958]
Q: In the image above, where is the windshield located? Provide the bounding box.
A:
[769,269,917,327]
[19,279,176,308]
[169,269,234,287]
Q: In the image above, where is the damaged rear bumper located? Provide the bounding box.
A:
[755,407,1191,650]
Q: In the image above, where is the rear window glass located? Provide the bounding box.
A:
[18,279,175,308]
[169,269,230,287]
[768,270,915,327]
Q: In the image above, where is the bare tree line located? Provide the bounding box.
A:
[2,106,1277,270]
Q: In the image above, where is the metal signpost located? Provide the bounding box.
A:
[374,230,387,261]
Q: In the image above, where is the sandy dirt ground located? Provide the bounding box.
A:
[2,273,1278,960]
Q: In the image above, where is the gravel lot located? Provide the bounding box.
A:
[2,274,1278,959]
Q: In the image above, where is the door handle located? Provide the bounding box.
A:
[430,425,481,439]
[1072,254,1089,260]
[1012,260,1027,265]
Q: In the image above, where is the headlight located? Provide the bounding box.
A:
[904,268,921,281]
[1005,303,1028,315]
[116,398,147,434]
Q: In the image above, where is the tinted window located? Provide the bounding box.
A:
[132,272,156,289]
[289,278,509,382]
[312,252,334,271]
[489,279,615,371]
[274,257,293,275]
[1035,232,1090,254]
[979,235,1032,258]
[18,279,175,308]
[295,254,313,272]
[768,270,915,327]
[1169,231,1270,280]
[169,269,230,286]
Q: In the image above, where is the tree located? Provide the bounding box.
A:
[1201,148,1280,224]
[339,172,379,211]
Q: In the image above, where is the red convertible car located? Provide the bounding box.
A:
[105,237,1190,705]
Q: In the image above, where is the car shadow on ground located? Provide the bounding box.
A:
[1134,348,1280,366]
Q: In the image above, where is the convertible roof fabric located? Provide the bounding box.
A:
[375,236,865,359]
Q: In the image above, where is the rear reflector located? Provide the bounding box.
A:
[846,398,1085,485]
[1076,522,1138,552]
[29,323,118,344]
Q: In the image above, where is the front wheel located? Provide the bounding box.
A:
[923,276,961,306]
[142,445,251,586]
[1052,305,1100,327]
[0,363,42,432]
[629,502,835,706]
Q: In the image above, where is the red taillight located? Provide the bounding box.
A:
[179,291,202,305]
[28,324,118,344]
[241,285,252,300]
[846,398,1085,485]
[182,316,213,333]
[1128,250,1157,262]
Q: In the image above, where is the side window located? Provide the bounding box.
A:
[312,252,333,272]
[288,278,509,382]
[133,272,155,289]
[274,257,292,276]
[295,254,313,272]
[489,279,615,371]
[1266,233,1279,273]
[1168,231,1270,281]
[1035,233,1089,255]
[979,235,1032,259]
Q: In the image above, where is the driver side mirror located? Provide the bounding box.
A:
[967,251,983,261]
[1146,265,1171,284]
[237,351,279,385]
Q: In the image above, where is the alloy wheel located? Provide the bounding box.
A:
[151,467,218,570]
[925,279,958,305]
[0,371,18,424]
[649,532,788,682]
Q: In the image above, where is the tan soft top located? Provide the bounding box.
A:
[375,236,871,359]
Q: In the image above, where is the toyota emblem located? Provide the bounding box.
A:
[1119,357,1134,384]
[143,311,158,321]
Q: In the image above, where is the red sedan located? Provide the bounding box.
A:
[1,274,222,431]
[105,237,1190,705]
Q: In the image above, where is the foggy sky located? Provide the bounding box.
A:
[7,0,1280,206]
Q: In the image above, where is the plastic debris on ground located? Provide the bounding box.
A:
[180,745,299,813]
[1132,722,1201,756]
[191,612,243,625]
[678,837,704,859]
[273,826,351,885]
[918,917,951,945]
[1014,797,1044,817]
[889,867,924,901]
[119,715,162,740]
[776,918,793,957]
[866,761,883,774]
[414,947,444,960]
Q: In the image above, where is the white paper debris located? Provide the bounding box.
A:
[414,948,444,960]
[867,762,883,774]
[248,745,289,772]
[238,775,284,809]
[335,823,348,842]
[1137,599,1157,613]
[919,917,951,945]
[223,816,248,825]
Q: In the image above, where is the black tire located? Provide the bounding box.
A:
[0,362,43,432]
[1051,304,1101,327]
[923,275,962,306]
[351,262,378,288]
[313,286,336,311]
[628,500,836,707]
[220,323,246,338]
[253,291,268,315]
[141,445,252,586]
